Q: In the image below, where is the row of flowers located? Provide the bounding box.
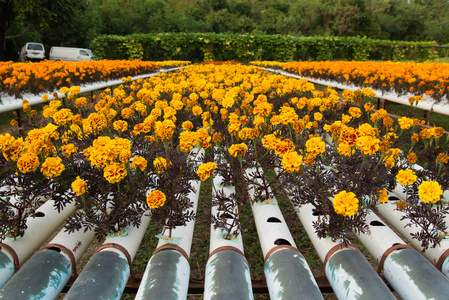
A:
[251,60,449,102]
[0,60,191,100]
[0,62,448,250]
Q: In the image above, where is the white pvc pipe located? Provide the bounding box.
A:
[1,199,76,268]
[209,174,244,254]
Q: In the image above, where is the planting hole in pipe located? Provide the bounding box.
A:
[35,211,45,217]
[370,220,385,226]
[223,213,234,219]
[388,196,400,201]
[274,238,291,246]
[48,247,62,252]
[312,211,326,216]
[267,217,282,223]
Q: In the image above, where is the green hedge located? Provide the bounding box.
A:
[91,33,446,63]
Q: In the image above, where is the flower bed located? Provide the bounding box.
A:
[252,60,449,103]
[0,60,191,100]
[0,62,448,251]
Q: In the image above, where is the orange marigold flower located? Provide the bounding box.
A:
[356,136,380,156]
[398,117,414,130]
[103,162,127,183]
[377,188,388,203]
[407,152,418,163]
[17,152,39,173]
[396,169,417,186]
[146,190,166,209]
[10,119,18,127]
[182,121,194,131]
[333,191,359,216]
[418,181,443,203]
[348,107,361,118]
[71,176,87,196]
[228,143,248,157]
[197,162,217,181]
[274,138,295,158]
[437,153,449,164]
[41,156,65,178]
[281,151,303,173]
[411,133,419,143]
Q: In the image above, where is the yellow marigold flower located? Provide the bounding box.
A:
[197,162,217,181]
[71,176,87,196]
[130,156,148,171]
[192,105,203,116]
[41,156,65,178]
[121,107,135,119]
[398,117,414,130]
[377,188,388,203]
[62,144,78,158]
[42,94,49,102]
[396,169,417,186]
[52,108,73,126]
[103,162,127,183]
[75,97,89,108]
[119,149,131,164]
[59,87,69,94]
[333,191,359,216]
[411,133,419,143]
[146,190,166,209]
[153,157,168,173]
[10,119,18,127]
[364,102,374,112]
[304,154,315,166]
[50,100,62,109]
[155,119,176,141]
[437,153,449,164]
[281,151,303,173]
[305,136,325,156]
[314,112,323,121]
[418,181,443,203]
[113,120,128,132]
[228,143,248,157]
[262,134,279,151]
[348,107,361,118]
[23,103,31,113]
[17,152,39,173]
[69,86,80,96]
[182,121,194,131]
[341,114,352,124]
[0,133,15,152]
[356,136,380,156]
[179,131,200,153]
[30,110,37,118]
[407,152,418,163]
[338,142,353,156]
[274,139,295,158]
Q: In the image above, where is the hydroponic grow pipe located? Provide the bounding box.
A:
[63,211,151,299]
[0,66,186,114]
[0,199,76,288]
[354,209,449,299]
[296,202,396,299]
[0,217,97,299]
[247,168,323,300]
[376,191,449,278]
[204,175,253,300]
[135,179,202,300]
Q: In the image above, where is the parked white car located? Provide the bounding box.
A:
[49,47,95,62]
[19,42,45,62]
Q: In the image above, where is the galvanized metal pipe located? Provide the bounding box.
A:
[135,179,202,300]
[64,212,151,300]
[247,168,323,300]
[204,175,253,300]
[296,203,396,299]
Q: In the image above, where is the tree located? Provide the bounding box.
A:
[0,0,85,61]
